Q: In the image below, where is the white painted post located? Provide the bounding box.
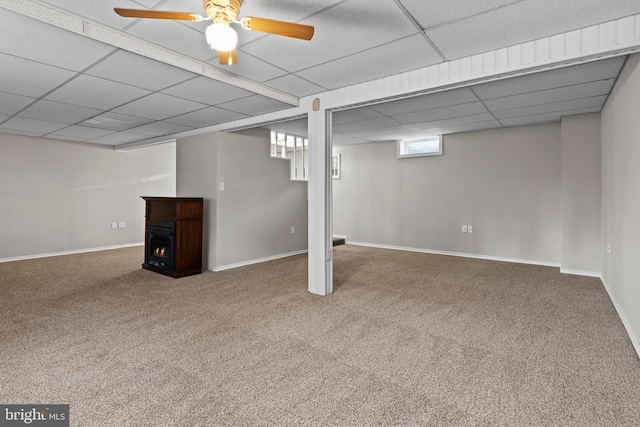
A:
[307,99,333,296]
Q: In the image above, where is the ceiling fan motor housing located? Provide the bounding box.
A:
[203,0,242,23]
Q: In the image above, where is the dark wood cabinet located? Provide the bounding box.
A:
[142,197,203,278]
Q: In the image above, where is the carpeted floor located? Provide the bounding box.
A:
[1,245,639,426]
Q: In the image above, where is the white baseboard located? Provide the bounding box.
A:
[0,243,144,263]
[600,277,640,360]
[347,241,561,268]
[213,249,308,272]
[560,268,601,278]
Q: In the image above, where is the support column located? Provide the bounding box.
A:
[307,100,333,296]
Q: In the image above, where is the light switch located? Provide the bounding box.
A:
[111,222,118,230]
[118,221,126,229]
[462,225,468,233]
[219,182,225,191]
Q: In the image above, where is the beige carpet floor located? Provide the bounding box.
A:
[1,245,639,426]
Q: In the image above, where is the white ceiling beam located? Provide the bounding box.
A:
[115,105,307,151]
[314,14,640,112]
[0,0,299,106]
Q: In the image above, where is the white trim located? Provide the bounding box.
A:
[346,241,561,268]
[212,249,308,272]
[560,268,601,278]
[116,109,307,151]
[0,243,144,263]
[601,277,640,360]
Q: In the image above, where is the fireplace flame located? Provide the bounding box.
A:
[154,247,166,257]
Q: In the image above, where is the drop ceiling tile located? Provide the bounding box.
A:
[400,0,517,29]
[493,95,607,119]
[18,100,102,124]
[127,121,194,136]
[39,0,153,29]
[369,88,478,116]
[210,52,289,82]
[78,112,153,131]
[484,79,615,111]
[410,113,498,130]
[265,118,309,136]
[162,77,255,105]
[86,50,196,91]
[297,34,441,90]
[242,0,419,72]
[334,108,384,125]
[341,124,414,139]
[473,57,625,99]
[125,19,213,62]
[427,0,640,60]
[436,120,503,135]
[45,75,151,110]
[165,107,248,128]
[49,125,115,140]
[0,9,116,71]
[500,107,602,127]
[393,102,488,125]
[0,53,76,98]
[333,117,401,134]
[216,95,294,116]
[0,92,35,116]
[333,136,373,147]
[89,132,147,145]
[264,75,326,97]
[238,0,344,22]
[0,117,68,134]
[113,93,208,120]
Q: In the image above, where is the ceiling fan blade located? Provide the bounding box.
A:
[114,8,203,21]
[240,17,314,40]
[218,49,238,65]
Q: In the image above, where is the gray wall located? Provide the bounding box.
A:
[0,134,176,260]
[333,123,563,265]
[176,131,308,270]
[601,53,640,352]
[560,113,601,275]
[176,133,217,270]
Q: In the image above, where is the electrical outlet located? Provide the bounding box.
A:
[219,182,225,191]
[111,222,118,230]
[291,226,295,234]
[468,226,473,233]
[462,225,468,233]
[118,221,126,229]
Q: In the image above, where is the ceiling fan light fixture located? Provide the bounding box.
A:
[206,22,238,51]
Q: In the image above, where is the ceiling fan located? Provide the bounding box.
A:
[114,0,315,65]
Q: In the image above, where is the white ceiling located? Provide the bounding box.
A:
[0,0,638,146]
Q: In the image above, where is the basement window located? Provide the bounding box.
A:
[397,136,442,158]
[270,130,308,181]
